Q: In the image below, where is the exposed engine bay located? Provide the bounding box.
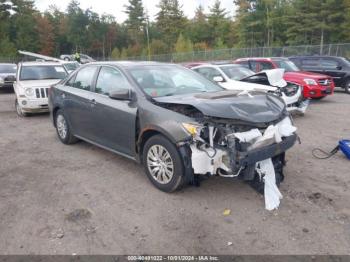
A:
[153,90,298,210]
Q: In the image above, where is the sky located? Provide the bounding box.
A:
[34,0,236,23]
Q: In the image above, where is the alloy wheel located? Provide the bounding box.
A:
[147,145,174,184]
[56,114,68,139]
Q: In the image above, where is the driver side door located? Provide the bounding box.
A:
[89,66,137,157]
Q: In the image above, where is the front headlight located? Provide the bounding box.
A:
[0,77,4,84]
[182,123,203,137]
[303,79,317,85]
[25,88,34,97]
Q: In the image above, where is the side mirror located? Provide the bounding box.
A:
[336,65,342,70]
[213,76,224,83]
[109,89,133,101]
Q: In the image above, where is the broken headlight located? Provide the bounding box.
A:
[182,123,203,137]
[281,82,300,97]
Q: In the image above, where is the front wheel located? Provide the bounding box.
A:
[55,110,78,144]
[15,99,28,117]
[345,80,350,94]
[142,135,185,192]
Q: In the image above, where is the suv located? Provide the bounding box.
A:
[0,63,17,90]
[14,62,68,116]
[234,57,335,99]
[289,56,350,93]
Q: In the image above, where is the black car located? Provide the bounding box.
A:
[49,62,297,193]
[0,63,17,90]
[289,56,350,93]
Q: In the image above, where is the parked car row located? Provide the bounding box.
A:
[0,55,348,209]
[234,57,336,98]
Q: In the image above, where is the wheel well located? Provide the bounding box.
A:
[138,130,162,163]
[52,107,60,127]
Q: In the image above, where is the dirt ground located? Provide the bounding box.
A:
[0,89,349,255]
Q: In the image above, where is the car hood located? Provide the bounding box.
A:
[0,73,15,78]
[154,90,286,124]
[284,71,329,80]
[224,80,277,92]
[17,79,62,88]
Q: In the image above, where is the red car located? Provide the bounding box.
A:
[234,57,335,99]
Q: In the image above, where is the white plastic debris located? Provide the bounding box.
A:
[233,128,262,143]
[234,117,296,210]
[256,159,283,211]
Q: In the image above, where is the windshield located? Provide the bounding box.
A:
[220,65,255,80]
[20,65,67,80]
[272,59,300,72]
[0,64,16,74]
[64,62,79,72]
[129,65,223,97]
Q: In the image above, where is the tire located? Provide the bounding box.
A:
[15,99,28,117]
[55,109,78,144]
[345,80,350,94]
[248,171,283,195]
[142,134,185,192]
[64,57,70,61]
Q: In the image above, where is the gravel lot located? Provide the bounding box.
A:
[0,89,349,255]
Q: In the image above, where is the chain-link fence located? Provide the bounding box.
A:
[1,43,350,63]
[120,43,350,63]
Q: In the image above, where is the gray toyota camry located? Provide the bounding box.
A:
[49,62,297,193]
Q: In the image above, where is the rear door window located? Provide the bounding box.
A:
[301,58,321,69]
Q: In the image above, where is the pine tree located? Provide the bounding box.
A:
[208,0,230,46]
[156,0,187,51]
[124,0,145,45]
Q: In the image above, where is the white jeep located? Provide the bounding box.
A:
[14,61,68,116]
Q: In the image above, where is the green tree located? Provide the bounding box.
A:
[10,0,39,52]
[110,47,120,59]
[150,39,168,55]
[174,33,193,53]
[124,0,145,45]
[156,0,187,51]
[187,5,211,45]
[208,0,231,46]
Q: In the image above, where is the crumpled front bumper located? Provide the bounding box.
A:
[236,134,297,166]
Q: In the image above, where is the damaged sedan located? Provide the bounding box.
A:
[49,62,297,208]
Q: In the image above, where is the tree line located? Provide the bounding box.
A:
[0,0,349,59]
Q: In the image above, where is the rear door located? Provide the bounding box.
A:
[90,66,137,156]
[62,65,99,140]
[320,57,346,86]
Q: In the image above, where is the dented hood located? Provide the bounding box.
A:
[154,90,286,124]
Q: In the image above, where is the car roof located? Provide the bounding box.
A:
[86,61,175,68]
[20,61,65,66]
[236,57,289,61]
[289,55,343,59]
[193,63,243,69]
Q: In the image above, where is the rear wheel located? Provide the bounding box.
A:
[15,99,28,117]
[142,135,185,192]
[55,110,78,144]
